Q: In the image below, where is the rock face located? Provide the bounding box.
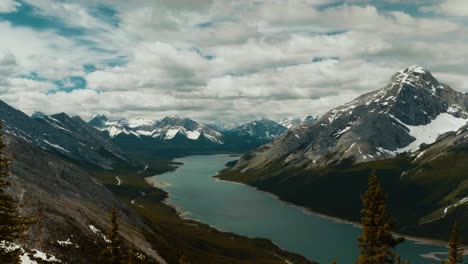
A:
[278,117,302,129]
[233,65,468,172]
[227,118,287,140]
[279,116,318,129]
[0,101,125,170]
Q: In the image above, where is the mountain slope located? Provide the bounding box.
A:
[0,102,126,170]
[219,66,468,241]
[278,117,301,129]
[1,126,165,263]
[218,118,288,153]
[278,116,318,129]
[233,65,468,173]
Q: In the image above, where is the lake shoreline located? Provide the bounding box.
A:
[146,154,464,263]
[144,155,319,263]
[214,176,458,250]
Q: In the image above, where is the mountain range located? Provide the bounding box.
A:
[89,115,301,156]
[219,65,468,241]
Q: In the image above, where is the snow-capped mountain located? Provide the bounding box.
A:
[278,117,301,129]
[302,115,319,124]
[228,118,287,139]
[232,65,468,173]
[90,115,224,144]
[278,116,319,129]
[0,101,124,169]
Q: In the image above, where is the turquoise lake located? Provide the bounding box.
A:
[147,154,456,264]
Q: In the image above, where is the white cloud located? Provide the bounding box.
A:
[0,0,467,124]
[0,0,20,13]
[0,52,16,80]
[22,0,112,30]
[439,0,468,16]
[86,42,210,91]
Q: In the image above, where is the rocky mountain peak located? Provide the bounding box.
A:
[387,64,439,92]
[89,114,109,127]
[31,111,46,119]
[233,66,468,173]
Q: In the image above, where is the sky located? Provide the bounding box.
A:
[0,0,467,124]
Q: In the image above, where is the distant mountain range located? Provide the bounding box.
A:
[219,65,468,241]
[278,115,318,129]
[88,115,314,156]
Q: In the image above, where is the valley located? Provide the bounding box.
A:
[145,154,462,264]
[91,155,314,264]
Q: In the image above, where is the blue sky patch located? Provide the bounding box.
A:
[54,76,87,93]
[0,1,85,36]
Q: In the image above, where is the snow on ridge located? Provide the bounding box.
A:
[396,113,467,153]
[44,117,73,134]
[164,128,180,140]
[127,118,155,128]
[43,140,70,153]
[405,65,426,74]
[186,130,201,140]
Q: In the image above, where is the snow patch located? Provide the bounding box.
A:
[127,118,154,128]
[43,140,70,153]
[164,129,180,139]
[186,130,201,140]
[443,197,468,216]
[57,238,79,248]
[333,126,351,138]
[397,113,467,153]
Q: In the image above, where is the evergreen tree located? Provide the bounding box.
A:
[356,170,404,264]
[0,123,36,263]
[128,241,137,264]
[447,223,464,264]
[99,208,125,264]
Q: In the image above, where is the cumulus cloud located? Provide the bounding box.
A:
[0,0,20,13]
[432,0,468,17]
[0,0,467,124]
[0,52,16,79]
